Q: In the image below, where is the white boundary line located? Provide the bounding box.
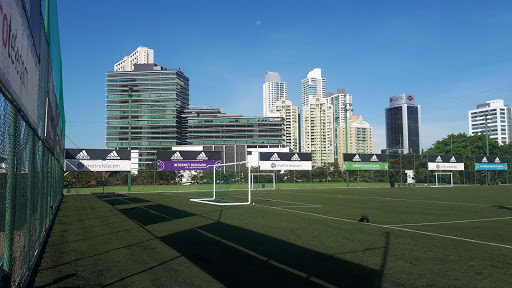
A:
[251,197,321,208]
[257,204,512,249]
[270,191,491,207]
[388,216,512,226]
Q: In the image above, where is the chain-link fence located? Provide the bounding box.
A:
[1,0,64,286]
[0,94,63,287]
[63,153,511,193]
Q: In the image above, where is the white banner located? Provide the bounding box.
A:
[259,161,312,170]
[428,163,464,171]
[0,0,40,128]
[65,159,131,171]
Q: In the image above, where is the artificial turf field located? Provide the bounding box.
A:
[31,185,512,287]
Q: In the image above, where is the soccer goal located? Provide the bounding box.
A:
[251,173,276,190]
[434,172,453,187]
[190,161,251,205]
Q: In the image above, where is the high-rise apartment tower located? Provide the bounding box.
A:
[270,97,301,152]
[114,46,155,72]
[468,99,511,145]
[263,72,287,116]
[301,68,325,107]
[302,96,335,167]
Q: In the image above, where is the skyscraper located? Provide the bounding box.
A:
[468,99,511,145]
[302,96,335,167]
[326,88,353,127]
[337,115,374,161]
[114,46,155,72]
[106,63,189,167]
[385,94,421,154]
[301,68,325,107]
[263,72,287,116]
[270,97,301,152]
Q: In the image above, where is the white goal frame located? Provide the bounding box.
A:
[190,161,251,205]
[434,172,453,187]
[251,173,276,190]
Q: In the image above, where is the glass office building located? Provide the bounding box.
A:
[385,94,421,154]
[106,64,189,166]
[183,107,284,145]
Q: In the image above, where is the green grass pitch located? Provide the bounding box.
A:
[32,185,512,287]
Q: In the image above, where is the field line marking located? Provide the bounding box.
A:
[388,216,512,227]
[272,191,490,207]
[251,197,321,208]
[258,204,512,249]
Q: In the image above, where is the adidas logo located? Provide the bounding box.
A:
[495,157,500,163]
[196,152,208,160]
[106,151,120,160]
[352,154,361,162]
[291,154,301,161]
[75,150,90,160]
[482,157,488,163]
[270,153,280,161]
[435,156,442,163]
[171,152,183,160]
[449,156,456,163]
[370,155,378,162]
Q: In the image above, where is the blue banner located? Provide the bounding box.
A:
[475,163,508,171]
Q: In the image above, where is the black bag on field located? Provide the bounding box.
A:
[358,214,370,223]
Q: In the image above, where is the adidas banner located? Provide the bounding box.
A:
[342,154,388,171]
[475,156,508,171]
[427,155,464,171]
[343,154,388,163]
[65,149,131,160]
[157,151,222,161]
[259,152,312,170]
[65,149,131,171]
[65,160,131,172]
[157,160,221,171]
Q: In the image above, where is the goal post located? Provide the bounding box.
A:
[190,161,252,205]
[434,172,453,187]
[251,173,276,190]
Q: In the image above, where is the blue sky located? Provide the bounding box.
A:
[59,0,512,152]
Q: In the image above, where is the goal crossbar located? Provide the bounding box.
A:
[251,173,276,190]
[433,172,453,187]
[190,161,251,205]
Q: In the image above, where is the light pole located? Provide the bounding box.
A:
[344,102,352,187]
[127,86,134,192]
[485,113,490,185]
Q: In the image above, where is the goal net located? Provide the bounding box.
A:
[434,172,453,187]
[190,161,251,205]
[251,173,276,190]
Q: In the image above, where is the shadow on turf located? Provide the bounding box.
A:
[493,205,512,211]
[96,194,390,288]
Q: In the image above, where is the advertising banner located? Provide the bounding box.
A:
[65,149,132,172]
[475,155,508,170]
[475,163,508,171]
[65,159,131,172]
[66,149,131,160]
[259,161,312,171]
[343,162,388,171]
[342,153,388,171]
[428,163,464,171]
[157,160,221,171]
[157,150,221,161]
[259,152,312,170]
[427,155,464,171]
[0,0,40,129]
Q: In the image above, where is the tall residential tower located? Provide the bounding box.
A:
[301,68,325,107]
[468,99,511,145]
[114,46,155,72]
[270,97,301,152]
[263,72,287,116]
[302,96,335,167]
